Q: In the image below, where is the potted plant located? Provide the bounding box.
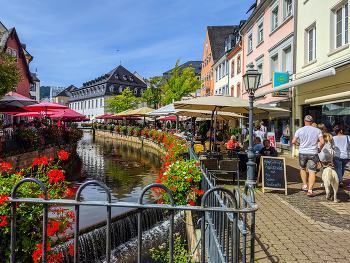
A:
[120,126,127,135]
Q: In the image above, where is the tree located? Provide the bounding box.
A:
[0,52,22,98]
[141,76,163,108]
[161,59,202,105]
[105,87,140,113]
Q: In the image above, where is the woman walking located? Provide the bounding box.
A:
[332,125,350,187]
[317,123,335,164]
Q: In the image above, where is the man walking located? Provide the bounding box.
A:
[292,115,324,197]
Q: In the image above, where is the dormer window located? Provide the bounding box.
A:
[110,85,115,92]
[119,86,123,93]
[134,88,138,94]
[130,76,134,81]
[123,75,127,80]
[115,74,119,79]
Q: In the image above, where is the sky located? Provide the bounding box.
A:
[0,0,255,88]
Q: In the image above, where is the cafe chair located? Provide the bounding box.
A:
[208,159,240,187]
[201,158,218,171]
[204,141,213,152]
[194,144,205,154]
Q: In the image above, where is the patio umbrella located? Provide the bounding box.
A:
[49,108,86,120]
[174,109,247,121]
[146,103,178,116]
[174,95,290,114]
[121,106,155,125]
[158,116,177,121]
[15,111,54,117]
[174,95,289,151]
[24,101,69,115]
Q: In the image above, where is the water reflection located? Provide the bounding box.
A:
[63,132,162,230]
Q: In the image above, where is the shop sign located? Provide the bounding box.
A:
[272,72,290,97]
[268,132,276,149]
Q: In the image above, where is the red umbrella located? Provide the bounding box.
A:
[158,116,177,121]
[49,108,85,119]
[15,111,54,117]
[24,101,69,115]
[123,116,141,120]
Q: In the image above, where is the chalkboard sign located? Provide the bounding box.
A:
[258,156,287,195]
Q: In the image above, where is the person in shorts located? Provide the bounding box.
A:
[292,115,324,197]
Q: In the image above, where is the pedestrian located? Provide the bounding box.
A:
[317,123,335,164]
[241,123,253,144]
[332,125,350,187]
[260,121,267,138]
[259,139,278,157]
[292,115,324,197]
[255,125,265,143]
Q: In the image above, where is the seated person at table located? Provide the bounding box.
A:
[227,135,239,149]
[253,137,264,152]
[259,139,278,157]
[222,133,230,143]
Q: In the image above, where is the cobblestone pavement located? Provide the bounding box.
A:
[222,154,350,262]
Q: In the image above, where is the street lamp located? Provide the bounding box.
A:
[243,64,261,188]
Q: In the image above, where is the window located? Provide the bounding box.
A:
[258,23,264,44]
[92,100,94,108]
[248,34,253,52]
[335,3,348,48]
[88,101,90,108]
[7,48,18,63]
[308,26,316,61]
[84,101,87,109]
[270,54,279,80]
[257,63,263,86]
[215,68,218,82]
[96,99,98,108]
[231,85,234,96]
[282,46,292,73]
[283,0,293,20]
[272,7,279,31]
[100,99,103,107]
[231,60,235,78]
[81,102,83,109]
[237,83,241,98]
[30,84,36,91]
[225,60,229,75]
[237,55,241,74]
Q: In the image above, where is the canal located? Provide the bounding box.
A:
[63,132,162,231]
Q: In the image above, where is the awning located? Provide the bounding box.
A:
[254,68,336,98]
[305,90,350,105]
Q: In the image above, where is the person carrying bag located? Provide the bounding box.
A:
[317,123,335,164]
[332,125,350,187]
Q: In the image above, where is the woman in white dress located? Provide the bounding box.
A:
[317,123,335,164]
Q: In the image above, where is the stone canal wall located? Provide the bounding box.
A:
[2,143,78,172]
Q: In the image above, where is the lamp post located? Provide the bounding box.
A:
[243,64,261,188]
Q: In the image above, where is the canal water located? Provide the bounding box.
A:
[63,132,162,231]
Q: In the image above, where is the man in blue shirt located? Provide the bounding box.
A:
[253,137,263,152]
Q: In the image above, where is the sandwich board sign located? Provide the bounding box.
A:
[257,156,287,195]
[272,72,290,97]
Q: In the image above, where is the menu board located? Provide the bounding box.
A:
[258,156,287,195]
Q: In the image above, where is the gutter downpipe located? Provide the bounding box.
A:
[292,0,298,156]
[239,29,244,130]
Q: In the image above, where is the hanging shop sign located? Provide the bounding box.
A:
[272,72,290,97]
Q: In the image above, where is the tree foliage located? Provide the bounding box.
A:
[0,52,22,98]
[105,87,140,113]
[141,76,163,108]
[161,58,202,105]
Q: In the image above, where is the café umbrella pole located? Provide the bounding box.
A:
[213,111,218,152]
[209,108,215,153]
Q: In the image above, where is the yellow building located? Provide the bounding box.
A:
[54,85,77,106]
[293,0,350,155]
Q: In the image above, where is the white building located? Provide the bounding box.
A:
[68,65,147,120]
[30,69,40,102]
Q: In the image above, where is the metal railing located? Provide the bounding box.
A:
[188,143,258,263]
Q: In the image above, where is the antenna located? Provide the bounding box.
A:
[120,61,121,65]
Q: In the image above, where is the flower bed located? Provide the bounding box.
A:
[0,150,75,262]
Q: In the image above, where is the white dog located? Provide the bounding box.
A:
[320,165,339,202]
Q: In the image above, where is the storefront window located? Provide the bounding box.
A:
[269,117,290,145]
[322,101,350,135]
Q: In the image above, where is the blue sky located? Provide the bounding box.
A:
[1,0,254,87]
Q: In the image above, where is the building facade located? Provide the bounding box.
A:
[241,0,295,154]
[292,0,350,155]
[30,69,40,102]
[68,65,147,120]
[55,85,77,106]
[0,22,34,98]
[201,26,238,97]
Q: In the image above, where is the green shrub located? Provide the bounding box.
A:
[198,122,208,137]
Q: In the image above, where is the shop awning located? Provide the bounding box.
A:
[254,68,336,98]
[305,90,350,105]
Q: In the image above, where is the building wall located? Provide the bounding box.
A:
[69,96,105,120]
[55,96,69,106]
[6,34,30,98]
[201,30,214,96]
[30,79,40,102]
[213,55,229,95]
[292,0,350,155]
[242,0,294,104]
[228,48,243,98]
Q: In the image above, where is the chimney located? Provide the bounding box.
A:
[35,68,38,78]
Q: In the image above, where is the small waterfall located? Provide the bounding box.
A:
[55,208,177,263]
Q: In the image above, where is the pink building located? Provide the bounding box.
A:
[240,0,294,153]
